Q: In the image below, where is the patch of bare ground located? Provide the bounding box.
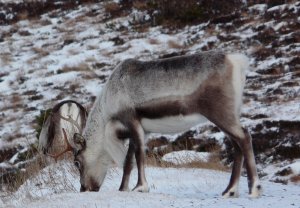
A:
[146,151,228,172]
[146,131,226,172]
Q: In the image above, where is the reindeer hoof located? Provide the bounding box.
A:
[222,185,239,198]
[222,191,239,198]
[119,187,130,192]
[132,184,149,192]
[249,184,262,198]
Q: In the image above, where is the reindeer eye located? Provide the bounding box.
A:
[73,149,79,156]
[74,161,81,169]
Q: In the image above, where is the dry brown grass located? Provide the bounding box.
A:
[57,62,91,74]
[27,46,51,65]
[104,2,121,17]
[64,18,77,28]
[14,160,42,191]
[11,94,23,113]
[148,38,160,45]
[26,58,35,66]
[40,18,52,26]
[290,175,300,184]
[67,48,79,56]
[75,14,89,23]
[18,30,31,36]
[132,1,148,10]
[146,151,228,172]
[101,45,131,58]
[32,47,50,57]
[17,11,29,21]
[54,25,72,34]
[2,155,78,198]
[85,57,97,63]
[87,44,99,50]
[0,93,24,113]
[11,93,21,104]
[133,25,150,33]
[2,147,41,193]
[1,53,13,66]
[167,39,185,49]
[68,83,81,94]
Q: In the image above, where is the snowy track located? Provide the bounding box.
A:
[5,167,300,208]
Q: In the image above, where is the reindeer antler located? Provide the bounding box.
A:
[57,114,81,133]
[47,128,73,162]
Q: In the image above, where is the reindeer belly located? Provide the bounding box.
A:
[141,114,207,134]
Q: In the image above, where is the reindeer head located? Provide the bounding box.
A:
[48,128,109,192]
[72,133,110,192]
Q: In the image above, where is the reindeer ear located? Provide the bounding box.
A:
[73,133,86,149]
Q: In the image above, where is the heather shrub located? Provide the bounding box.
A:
[121,0,243,27]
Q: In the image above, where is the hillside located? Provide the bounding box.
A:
[0,0,300,203]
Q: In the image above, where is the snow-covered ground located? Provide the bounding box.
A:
[0,0,300,205]
[2,161,300,208]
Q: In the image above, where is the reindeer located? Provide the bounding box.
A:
[38,100,88,160]
[50,51,262,198]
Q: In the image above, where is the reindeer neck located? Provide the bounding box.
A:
[83,100,105,144]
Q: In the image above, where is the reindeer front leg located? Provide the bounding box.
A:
[105,120,145,192]
[119,142,135,191]
[130,121,149,192]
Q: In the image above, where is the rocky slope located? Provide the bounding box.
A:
[0,0,299,191]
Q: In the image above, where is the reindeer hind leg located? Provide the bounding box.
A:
[222,140,244,198]
[239,128,262,198]
[223,124,262,198]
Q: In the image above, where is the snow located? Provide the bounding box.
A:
[147,133,182,143]
[9,147,28,164]
[277,160,300,178]
[273,22,288,31]
[262,160,300,185]
[267,4,287,12]
[3,162,300,208]
[248,4,267,13]
[0,162,11,169]
[0,1,300,206]
[162,150,211,165]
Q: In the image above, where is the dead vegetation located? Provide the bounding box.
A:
[167,40,185,49]
[121,0,243,28]
[0,94,23,113]
[148,38,160,45]
[0,0,104,25]
[57,62,91,74]
[290,175,300,184]
[146,151,227,172]
[104,2,122,17]
[1,53,13,66]
[145,130,226,172]
[0,146,41,193]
